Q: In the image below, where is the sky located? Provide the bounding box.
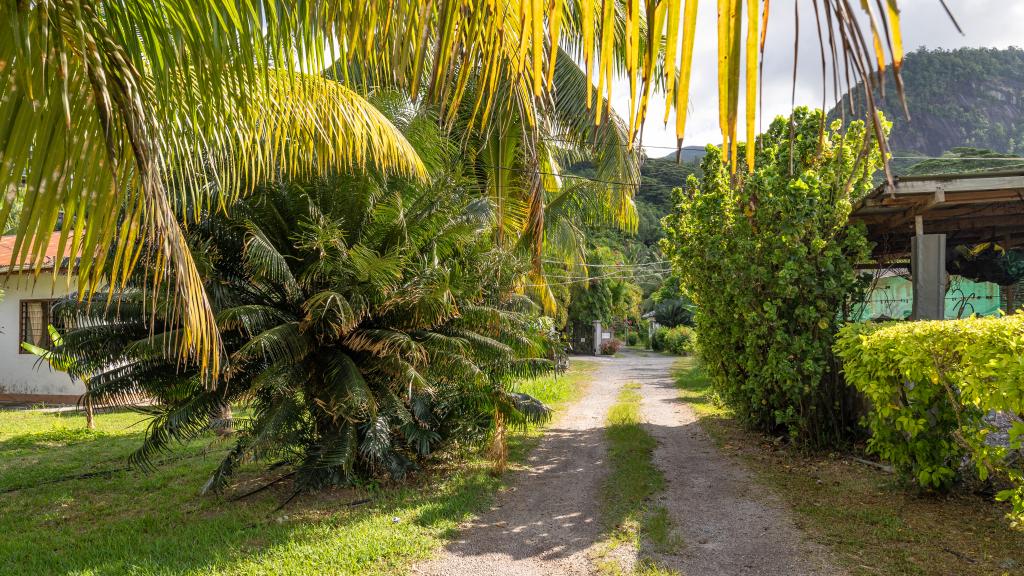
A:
[610,0,1024,157]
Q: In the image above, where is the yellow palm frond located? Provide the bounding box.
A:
[1,2,425,374]
[342,0,923,176]
[2,0,934,369]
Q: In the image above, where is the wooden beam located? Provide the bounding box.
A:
[922,214,1024,233]
[863,203,1024,232]
[894,175,1024,196]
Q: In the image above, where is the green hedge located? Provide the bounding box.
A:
[835,315,1024,528]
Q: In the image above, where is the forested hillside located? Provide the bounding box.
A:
[828,47,1024,157]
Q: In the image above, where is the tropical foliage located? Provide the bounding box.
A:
[564,246,644,332]
[48,114,557,492]
[835,316,1024,529]
[662,108,878,446]
[1,0,920,373]
[651,325,694,355]
[650,275,694,328]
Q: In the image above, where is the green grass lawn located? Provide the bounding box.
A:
[673,357,1024,576]
[0,360,595,576]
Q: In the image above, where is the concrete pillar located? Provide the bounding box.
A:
[593,320,602,355]
[911,233,947,320]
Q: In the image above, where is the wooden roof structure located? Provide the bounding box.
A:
[850,170,1024,258]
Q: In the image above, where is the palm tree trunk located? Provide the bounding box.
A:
[489,410,508,476]
[85,396,95,430]
[216,404,234,436]
[82,383,95,431]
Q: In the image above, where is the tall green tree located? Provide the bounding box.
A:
[662,108,878,446]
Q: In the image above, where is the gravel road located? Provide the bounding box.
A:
[414,350,839,576]
[635,352,841,576]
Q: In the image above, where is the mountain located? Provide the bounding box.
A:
[655,145,707,164]
[828,47,1024,157]
[635,154,700,246]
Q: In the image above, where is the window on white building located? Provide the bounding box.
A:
[19,299,54,353]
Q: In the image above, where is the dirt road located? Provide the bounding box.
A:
[414,350,838,576]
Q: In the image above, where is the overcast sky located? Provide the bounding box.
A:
[610,0,1024,156]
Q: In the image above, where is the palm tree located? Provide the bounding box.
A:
[0,3,428,375]
[2,0,928,371]
[53,145,555,494]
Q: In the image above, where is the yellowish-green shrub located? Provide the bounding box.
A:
[662,325,695,356]
[835,315,1024,529]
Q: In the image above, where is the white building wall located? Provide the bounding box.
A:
[0,275,83,397]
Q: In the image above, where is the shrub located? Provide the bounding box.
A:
[626,332,639,346]
[650,326,668,351]
[652,325,694,355]
[55,180,555,493]
[600,338,623,355]
[661,326,695,356]
[835,315,1024,528]
[661,108,878,447]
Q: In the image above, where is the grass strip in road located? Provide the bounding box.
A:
[673,357,1024,576]
[0,361,596,576]
[595,382,679,576]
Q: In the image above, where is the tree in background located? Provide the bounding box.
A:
[663,108,877,447]
[650,275,694,328]
[565,247,643,333]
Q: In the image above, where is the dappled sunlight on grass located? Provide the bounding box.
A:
[0,360,595,576]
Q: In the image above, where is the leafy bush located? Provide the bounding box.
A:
[835,316,1024,528]
[660,326,695,356]
[626,332,639,346]
[600,338,623,355]
[650,326,667,351]
[661,108,878,446]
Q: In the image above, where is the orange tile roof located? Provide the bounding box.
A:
[0,231,67,272]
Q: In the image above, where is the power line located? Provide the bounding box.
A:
[542,258,672,268]
[483,163,643,188]
[526,267,672,287]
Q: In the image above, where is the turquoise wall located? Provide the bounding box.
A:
[854,275,1002,320]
